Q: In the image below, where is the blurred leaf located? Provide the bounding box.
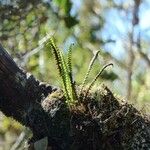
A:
[54,0,72,14]
[64,16,79,28]
[64,0,72,14]
[0,117,23,133]
[101,71,118,81]
[54,0,78,28]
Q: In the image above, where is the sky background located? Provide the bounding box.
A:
[69,0,150,96]
[71,0,150,59]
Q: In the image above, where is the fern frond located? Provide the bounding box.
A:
[49,39,62,75]
[61,53,72,102]
[80,50,100,95]
[48,38,78,105]
[49,38,70,101]
[67,44,78,102]
[67,44,73,78]
[84,63,113,98]
[66,44,73,99]
[61,52,71,102]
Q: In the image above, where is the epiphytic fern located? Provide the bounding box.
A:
[48,38,77,105]
[67,44,78,102]
[47,38,113,105]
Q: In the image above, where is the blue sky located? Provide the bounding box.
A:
[104,0,150,59]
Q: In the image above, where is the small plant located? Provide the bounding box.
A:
[47,38,77,105]
[47,38,113,106]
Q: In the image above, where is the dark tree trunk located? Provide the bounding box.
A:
[0,44,150,150]
[0,44,57,143]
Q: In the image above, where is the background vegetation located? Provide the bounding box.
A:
[0,0,150,149]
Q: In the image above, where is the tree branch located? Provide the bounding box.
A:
[0,43,55,135]
[0,44,150,150]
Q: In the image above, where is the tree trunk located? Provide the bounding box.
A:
[0,44,150,150]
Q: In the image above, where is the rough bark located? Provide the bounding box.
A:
[0,44,57,142]
[0,44,150,150]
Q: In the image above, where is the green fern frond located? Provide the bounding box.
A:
[84,63,113,98]
[67,44,77,102]
[49,39,62,75]
[60,52,71,101]
[80,50,100,95]
[66,44,73,101]
[48,38,77,105]
[67,44,73,78]
[48,38,70,101]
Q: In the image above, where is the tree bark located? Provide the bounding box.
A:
[0,44,150,150]
[0,43,56,142]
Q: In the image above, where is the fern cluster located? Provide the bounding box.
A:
[48,38,77,105]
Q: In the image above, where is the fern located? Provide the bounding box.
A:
[47,38,113,105]
[67,44,78,102]
[48,38,70,102]
[67,44,73,77]
[48,38,77,105]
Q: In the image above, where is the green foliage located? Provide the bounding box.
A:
[64,16,79,28]
[47,38,77,105]
[47,39,113,104]
[54,0,78,28]
[54,0,72,14]
[101,71,118,81]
